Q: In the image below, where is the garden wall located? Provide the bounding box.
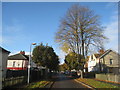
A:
[96,73,120,83]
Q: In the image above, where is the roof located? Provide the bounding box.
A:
[8,53,29,60]
[99,49,118,59]
[94,54,101,58]
[0,46,10,53]
[89,49,119,60]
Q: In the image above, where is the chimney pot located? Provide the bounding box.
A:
[20,51,25,55]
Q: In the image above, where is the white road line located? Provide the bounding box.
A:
[74,79,95,90]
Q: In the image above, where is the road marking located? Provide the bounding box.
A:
[74,79,95,90]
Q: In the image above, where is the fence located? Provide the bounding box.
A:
[83,72,96,78]
[2,69,48,89]
[96,73,120,83]
[2,76,27,88]
[6,70,27,78]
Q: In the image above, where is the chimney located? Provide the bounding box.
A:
[20,51,25,55]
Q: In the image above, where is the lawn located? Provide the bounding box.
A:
[25,80,50,88]
[76,78,120,88]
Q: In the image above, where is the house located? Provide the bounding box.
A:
[84,56,89,72]
[99,49,120,74]
[0,47,10,90]
[0,47,10,77]
[7,51,29,70]
[87,54,101,72]
[87,49,120,74]
[84,61,88,72]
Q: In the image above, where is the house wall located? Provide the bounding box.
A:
[7,60,28,70]
[0,49,2,90]
[99,51,120,74]
[102,51,119,67]
[0,50,9,89]
[88,55,99,72]
[2,52,9,78]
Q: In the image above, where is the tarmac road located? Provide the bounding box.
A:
[51,73,88,88]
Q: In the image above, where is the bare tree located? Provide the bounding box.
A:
[55,4,107,76]
[55,4,107,56]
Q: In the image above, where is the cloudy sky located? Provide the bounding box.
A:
[1,2,118,64]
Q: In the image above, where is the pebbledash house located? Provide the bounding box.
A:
[87,49,120,74]
[7,51,29,70]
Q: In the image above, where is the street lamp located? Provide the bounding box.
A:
[28,43,36,84]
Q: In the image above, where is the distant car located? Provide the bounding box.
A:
[60,71,64,74]
[64,71,70,75]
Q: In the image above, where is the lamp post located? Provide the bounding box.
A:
[28,43,36,84]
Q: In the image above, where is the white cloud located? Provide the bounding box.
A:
[9,51,30,56]
[104,20,118,41]
[0,36,2,45]
[9,51,19,56]
[2,19,24,46]
[58,50,67,64]
[104,11,118,52]
[25,51,30,55]
[105,2,118,9]
[3,18,23,33]
[0,28,2,45]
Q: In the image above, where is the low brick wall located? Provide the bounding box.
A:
[96,73,120,83]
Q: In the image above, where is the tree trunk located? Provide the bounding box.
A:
[80,70,83,78]
[81,29,85,59]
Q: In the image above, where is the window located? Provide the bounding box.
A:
[91,55,93,59]
[13,61,16,67]
[109,67,113,73]
[18,64,20,67]
[110,59,113,65]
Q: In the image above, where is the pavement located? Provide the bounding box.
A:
[50,73,89,89]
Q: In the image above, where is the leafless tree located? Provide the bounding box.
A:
[55,4,108,76]
[55,4,107,57]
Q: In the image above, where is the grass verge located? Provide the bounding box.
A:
[25,80,50,88]
[76,78,120,88]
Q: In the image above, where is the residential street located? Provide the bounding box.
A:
[2,2,119,90]
[51,73,87,88]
